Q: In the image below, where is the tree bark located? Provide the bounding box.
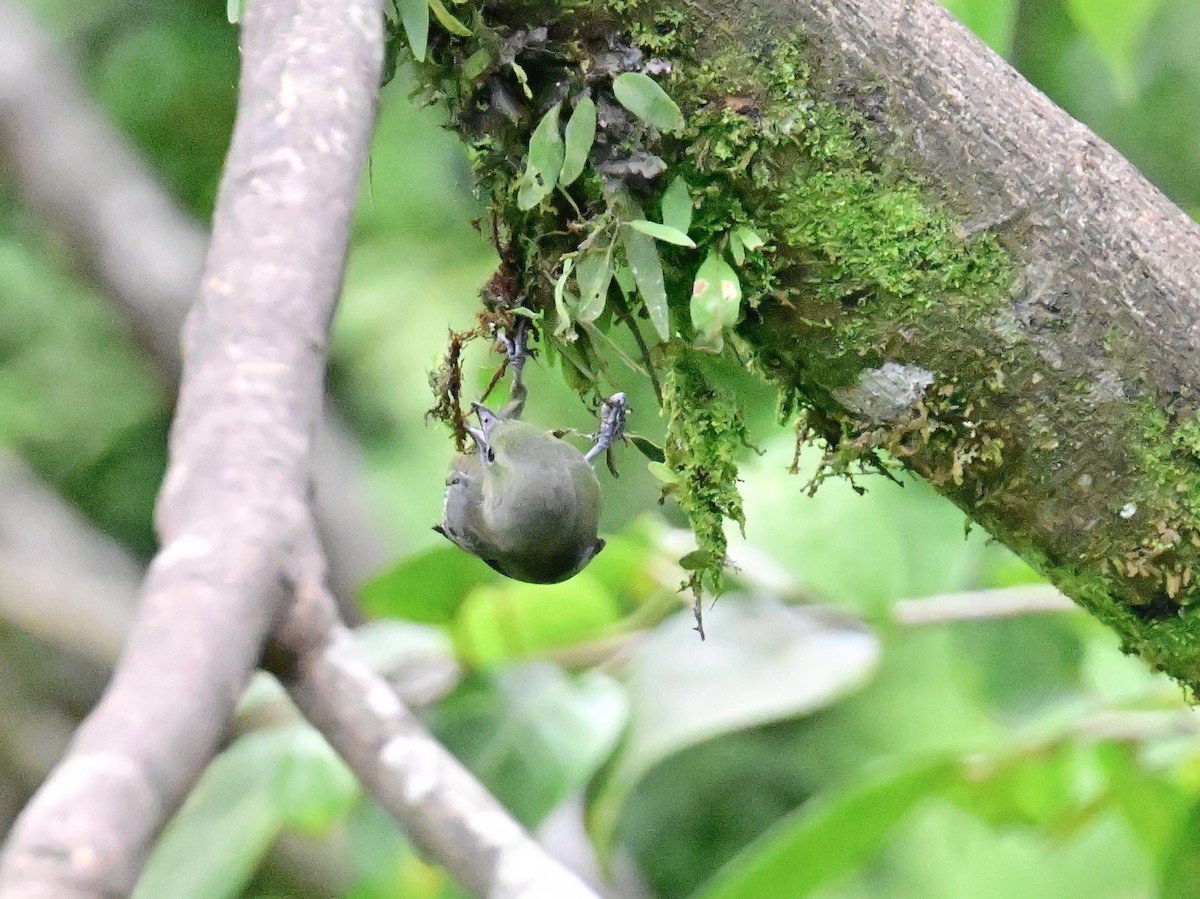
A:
[0,0,383,893]
[427,0,1200,687]
[737,0,1200,682]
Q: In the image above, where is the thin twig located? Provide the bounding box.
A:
[893,585,1076,626]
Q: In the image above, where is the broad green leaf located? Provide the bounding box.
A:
[574,247,614,323]
[617,194,671,340]
[452,572,621,666]
[560,96,597,186]
[693,758,959,899]
[661,176,693,235]
[1099,743,1188,866]
[276,726,360,835]
[612,72,685,134]
[588,596,880,857]
[395,0,429,62]
[428,665,629,827]
[943,740,1100,830]
[1064,0,1163,98]
[428,0,472,36]
[359,544,489,623]
[516,103,563,210]
[690,250,742,339]
[343,800,464,899]
[625,219,696,248]
[135,730,292,899]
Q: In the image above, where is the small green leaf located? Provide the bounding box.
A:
[560,97,597,186]
[729,234,745,266]
[510,61,533,99]
[553,256,576,337]
[428,0,472,35]
[612,72,685,134]
[226,0,243,24]
[621,224,670,341]
[517,103,564,210]
[395,0,429,62]
[574,248,613,323]
[678,549,715,571]
[735,224,765,251]
[613,264,636,297]
[625,220,696,248]
[690,250,742,339]
[661,176,692,235]
[647,461,681,484]
[629,434,665,463]
[462,48,492,81]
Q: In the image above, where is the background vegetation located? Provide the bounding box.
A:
[4,0,1200,896]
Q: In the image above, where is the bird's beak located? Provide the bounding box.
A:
[471,402,501,434]
[465,425,487,451]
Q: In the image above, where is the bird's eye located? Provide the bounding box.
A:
[484,447,495,464]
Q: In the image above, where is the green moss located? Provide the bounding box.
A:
[409,0,1025,592]
[661,355,748,607]
[405,0,1200,688]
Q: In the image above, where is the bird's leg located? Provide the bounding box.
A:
[496,318,530,420]
[585,392,628,465]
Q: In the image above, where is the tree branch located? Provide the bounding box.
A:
[738,0,1200,685]
[0,0,389,601]
[0,3,606,895]
[270,529,600,899]
[0,0,383,893]
[424,0,1200,688]
[0,454,137,666]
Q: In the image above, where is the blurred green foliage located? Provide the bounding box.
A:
[5,0,1200,897]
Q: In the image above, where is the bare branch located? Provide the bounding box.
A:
[0,0,384,894]
[0,0,390,600]
[0,454,138,666]
[271,531,602,899]
[0,2,201,374]
[893,585,1077,626]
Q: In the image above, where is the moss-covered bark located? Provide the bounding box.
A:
[407,0,1200,689]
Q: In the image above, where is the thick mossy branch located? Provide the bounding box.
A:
[406,0,1200,688]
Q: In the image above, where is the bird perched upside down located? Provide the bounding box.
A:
[434,322,627,584]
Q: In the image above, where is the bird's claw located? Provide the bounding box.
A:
[585,392,628,465]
